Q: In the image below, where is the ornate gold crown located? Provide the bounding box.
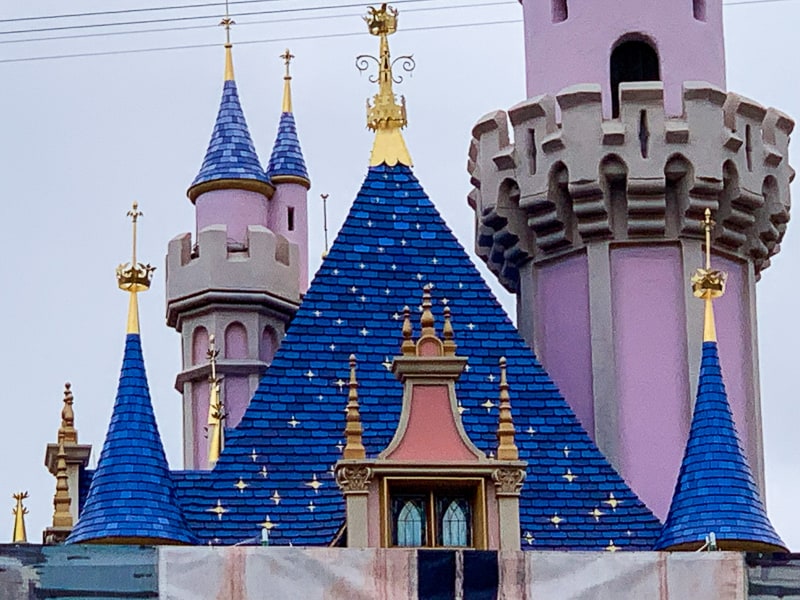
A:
[116,262,155,293]
[364,3,398,36]
[691,268,726,299]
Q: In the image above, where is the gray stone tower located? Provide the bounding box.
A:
[166,42,303,470]
[468,0,793,519]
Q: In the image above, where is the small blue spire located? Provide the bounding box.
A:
[656,341,785,552]
[188,79,272,202]
[266,111,310,187]
[67,334,196,544]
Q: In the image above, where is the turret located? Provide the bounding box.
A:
[166,16,302,470]
[266,50,311,292]
[521,0,725,116]
[469,2,793,519]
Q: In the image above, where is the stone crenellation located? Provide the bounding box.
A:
[468,82,794,292]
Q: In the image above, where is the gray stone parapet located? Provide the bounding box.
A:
[468,82,794,292]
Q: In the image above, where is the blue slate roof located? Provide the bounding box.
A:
[189,79,271,198]
[265,112,309,184]
[656,341,785,551]
[171,163,661,549]
[67,334,197,544]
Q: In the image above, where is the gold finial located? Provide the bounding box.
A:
[221,0,235,81]
[357,4,414,167]
[12,492,28,543]
[420,284,435,337]
[52,439,73,530]
[321,194,330,258]
[280,48,295,113]
[59,382,77,445]
[496,357,519,460]
[116,202,155,335]
[207,334,225,466]
[343,355,366,460]
[690,209,727,342]
[442,306,456,356]
[401,305,415,355]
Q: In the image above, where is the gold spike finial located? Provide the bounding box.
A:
[401,305,415,356]
[116,202,155,334]
[419,284,435,337]
[343,355,366,459]
[207,334,225,466]
[690,209,727,342]
[221,0,235,81]
[280,48,295,113]
[357,4,414,167]
[496,357,519,460]
[51,440,73,530]
[442,306,456,356]
[59,382,77,445]
[12,492,28,543]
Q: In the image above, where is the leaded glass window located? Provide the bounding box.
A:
[439,498,470,547]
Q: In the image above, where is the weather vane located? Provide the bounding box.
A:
[220,0,235,45]
[690,209,726,301]
[116,202,155,294]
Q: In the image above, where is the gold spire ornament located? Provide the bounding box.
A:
[496,357,519,460]
[357,4,414,167]
[221,0,235,81]
[343,355,366,460]
[59,382,77,444]
[116,202,155,334]
[12,492,28,543]
[51,440,73,530]
[690,209,727,342]
[207,334,225,466]
[281,48,295,113]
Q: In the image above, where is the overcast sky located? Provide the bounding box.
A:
[1,0,797,548]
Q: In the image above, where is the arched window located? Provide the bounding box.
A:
[610,39,660,117]
[552,0,568,23]
[224,322,248,360]
[693,0,706,21]
[439,499,470,547]
[395,499,425,547]
[260,327,277,364]
[192,326,208,365]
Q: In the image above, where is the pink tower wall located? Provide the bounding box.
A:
[520,0,726,116]
[224,322,250,429]
[269,182,309,293]
[195,189,269,244]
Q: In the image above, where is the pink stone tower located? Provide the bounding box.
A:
[469,0,793,518]
[166,41,306,470]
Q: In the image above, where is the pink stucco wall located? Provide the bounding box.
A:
[224,376,250,429]
[268,182,309,292]
[534,254,594,435]
[195,189,268,244]
[611,246,690,520]
[192,381,210,470]
[521,0,726,116]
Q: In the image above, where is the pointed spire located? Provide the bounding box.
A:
[12,492,28,543]
[59,382,77,444]
[188,4,272,202]
[359,4,413,167]
[68,207,195,545]
[656,210,785,552]
[401,305,415,356]
[419,284,435,337]
[496,357,519,461]
[51,440,73,530]
[266,50,310,188]
[207,334,225,467]
[442,306,456,356]
[343,355,366,460]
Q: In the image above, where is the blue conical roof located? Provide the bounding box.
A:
[656,341,785,551]
[266,111,309,185]
[188,79,272,201]
[67,334,196,544]
[170,163,661,549]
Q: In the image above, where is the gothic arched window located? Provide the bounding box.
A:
[439,499,470,547]
[394,498,426,547]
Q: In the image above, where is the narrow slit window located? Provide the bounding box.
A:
[693,0,706,21]
[287,206,295,232]
[528,129,538,175]
[639,110,650,159]
[745,125,753,172]
[552,0,568,22]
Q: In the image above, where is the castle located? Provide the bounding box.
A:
[3,0,798,595]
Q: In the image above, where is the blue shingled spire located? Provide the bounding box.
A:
[188,77,272,201]
[170,163,661,549]
[67,334,196,544]
[266,111,310,186]
[656,341,785,551]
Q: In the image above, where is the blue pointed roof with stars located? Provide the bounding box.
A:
[266,111,310,186]
[188,73,272,202]
[170,163,662,549]
[68,334,197,544]
[655,340,786,552]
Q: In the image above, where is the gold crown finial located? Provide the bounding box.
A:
[496,357,519,460]
[221,0,235,80]
[51,439,73,531]
[343,355,366,459]
[116,202,155,334]
[357,4,414,167]
[280,48,295,113]
[12,492,28,543]
[207,334,225,466]
[690,209,727,342]
[58,382,77,445]
[420,284,435,336]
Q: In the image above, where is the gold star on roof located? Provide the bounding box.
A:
[550,514,563,528]
[562,469,577,483]
[271,491,281,505]
[288,416,300,428]
[259,466,268,478]
[481,399,495,412]
[457,401,467,415]
[207,500,228,520]
[524,531,534,545]
[604,493,621,510]
[250,449,258,462]
[260,516,277,531]
[605,540,619,552]
[563,446,570,457]
[307,501,316,512]
[305,474,323,492]
[234,478,249,493]
[589,508,604,522]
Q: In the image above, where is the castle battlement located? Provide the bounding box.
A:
[166,224,301,328]
[468,82,794,291]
